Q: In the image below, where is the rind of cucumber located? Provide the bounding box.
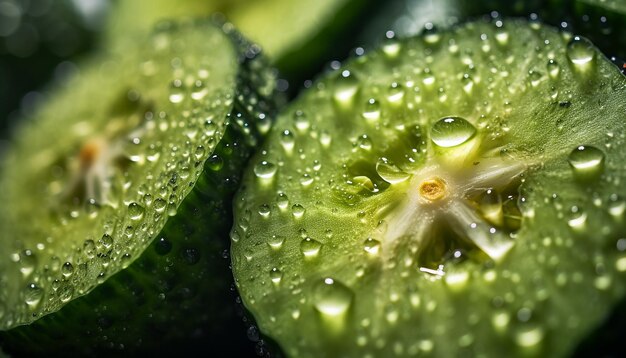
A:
[231,19,626,357]
[0,19,276,355]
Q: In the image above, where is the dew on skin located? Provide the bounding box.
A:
[254,160,277,179]
[300,237,322,257]
[313,278,353,316]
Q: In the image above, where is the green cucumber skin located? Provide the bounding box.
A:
[0,26,277,357]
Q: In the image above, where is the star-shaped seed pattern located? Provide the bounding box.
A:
[376,117,528,273]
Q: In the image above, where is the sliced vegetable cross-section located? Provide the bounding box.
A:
[231,19,626,357]
[0,18,276,356]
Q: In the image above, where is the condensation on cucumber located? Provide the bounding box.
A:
[0,19,271,331]
[231,19,626,357]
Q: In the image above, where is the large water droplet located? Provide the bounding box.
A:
[431,116,477,147]
[313,278,354,316]
[376,157,410,184]
[566,36,595,66]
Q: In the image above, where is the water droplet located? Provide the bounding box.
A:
[280,129,295,152]
[190,80,207,100]
[462,74,474,94]
[567,145,604,179]
[168,79,185,104]
[292,204,306,219]
[382,39,401,59]
[300,173,314,187]
[333,71,359,105]
[515,325,544,348]
[495,30,509,45]
[313,278,353,316]
[547,59,560,78]
[300,237,322,257]
[258,204,271,218]
[528,70,544,87]
[100,234,113,249]
[18,250,36,277]
[254,161,277,179]
[61,262,74,278]
[480,189,503,226]
[362,98,381,121]
[423,24,441,44]
[276,193,289,210]
[128,202,145,221]
[154,198,167,213]
[567,206,587,229]
[356,134,372,151]
[207,154,224,171]
[431,116,477,147]
[267,235,286,249]
[58,284,74,303]
[387,82,404,104]
[363,238,381,255]
[155,237,172,255]
[567,36,595,66]
[376,157,410,184]
[270,268,283,285]
[24,283,43,308]
[293,110,310,132]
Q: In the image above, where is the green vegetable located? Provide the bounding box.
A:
[0,18,276,355]
[105,0,378,71]
[231,19,626,357]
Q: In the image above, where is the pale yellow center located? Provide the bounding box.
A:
[418,177,447,202]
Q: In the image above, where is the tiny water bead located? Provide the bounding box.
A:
[430,116,477,147]
[313,278,354,316]
[566,36,595,66]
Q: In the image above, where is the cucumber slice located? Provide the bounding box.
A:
[0,19,276,355]
[231,19,626,357]
[104,0,382,91]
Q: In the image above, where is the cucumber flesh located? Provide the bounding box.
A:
[0,18,276,355]
[232,19,626,357]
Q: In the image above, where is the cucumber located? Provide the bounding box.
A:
[231,19,626,357]
[0,18,276,355]
[104,0,383,91]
